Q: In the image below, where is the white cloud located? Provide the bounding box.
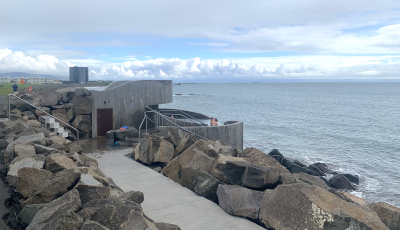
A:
[0,49,399,80]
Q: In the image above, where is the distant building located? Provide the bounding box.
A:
[25,77,54,84]
[0,76,11,83]
[69,66,88,84]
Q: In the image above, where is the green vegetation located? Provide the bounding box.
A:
[0,83,35,96]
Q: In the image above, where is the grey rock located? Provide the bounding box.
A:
[80,174,102,186]
[52,109,70,127]
[61,91,75,103]
[67,144,82,154]
[26,120,42,128]
[33,144,59,156]
[45,153,77,173]
[33,91,62,107]
[75,184,110,204]
[119,191,144,204]
[14,143,36,157]
[120,211,158,230]
[67,108,74,121]
[27,189,83,230]
[135,135,174,164]
[81,219,110,230]
[0,140,8,150]
[4,119,29,134]
[15,133,45,145]
[72,115,92,133]
[17,167,53,198]
[78,198,142,229]
[240,147,289,174]
[155,222,181,230]
[17,203,46,225]
[259,183,388,230]
[79,155,98,167]
[217,184,264,220]
[242,165,280,190]
[371,202,400,230]
[15,127,36,139]
[329,174,356,190]
[213,140,237,157]
[24,169,81,205]
[7,155,46,187]
[74,88,92,97]
[35,107,51,116]
[280,173,330,190]
[191,169,221,203]
[212,154,249,185]
[73,96,94,115]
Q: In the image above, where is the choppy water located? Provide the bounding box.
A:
[160,82,400,206]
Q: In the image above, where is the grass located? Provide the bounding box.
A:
[0,83,35,96]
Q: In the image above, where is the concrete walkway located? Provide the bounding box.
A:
[87,149,265,230]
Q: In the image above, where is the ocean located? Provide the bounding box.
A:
[160,82,400,207]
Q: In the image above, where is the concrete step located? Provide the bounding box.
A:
[58,131,68,137]
[46,122,59,129]
[41,116,55,124]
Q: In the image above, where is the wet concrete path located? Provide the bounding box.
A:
[87,149,265,230]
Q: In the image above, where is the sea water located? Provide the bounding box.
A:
[160,82,400,206]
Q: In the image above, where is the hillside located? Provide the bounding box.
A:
[0,72,68,80]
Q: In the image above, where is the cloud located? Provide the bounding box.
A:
[0,49,399,80]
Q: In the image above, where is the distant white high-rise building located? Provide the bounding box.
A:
[69,66,88,84]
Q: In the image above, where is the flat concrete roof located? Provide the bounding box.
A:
[87,149,265,230]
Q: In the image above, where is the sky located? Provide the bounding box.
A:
[1,0,400,82]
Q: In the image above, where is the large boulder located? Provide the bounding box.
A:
[27,189,83,230]
[15,101,34,112]
[239,147,289,174]
[242,165,280,190]
[72,115,92,133]
[161,158,181,183]
[78,198,143,229]
[17,167,53,198]
[33,144,59,156]
[73,96,94,115]
[26,120,41,128]
[119,191,144,204]
[15,127,36,139]
[371,202,400,230]
[280,173,330,190]
[50,134,67,145]
[35,107,50,116]
[179,139,218,159]
[114,127,140,141]
[190,168,222,203]
[14,143,36,157]
[75,184,110,204]
[67,108,74,121]
[217,184,264,220]
[0,140,8,150]
[329,174,356,190]
[23,169,81,205]
[52,108,70,127]
[7,155,46,187]
[61,91,75,103]
[45,153,77,173]
[4,119,29,134]
[33,91,62,107]
[212,154,248,185]
[259,183,389,230]
[67,144,82,154]
[155,222,181,230]
[15,133,45,145]
[17,204,46,225]
[81,219,110,230]
[169,128,189,146]
[135,135,174,164]
[213,140,237,157]
[75,88,92,97]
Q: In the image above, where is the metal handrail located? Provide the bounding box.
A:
[145,110,205,127]
[8,94,80,144]
[159,109,208,126]
[144,106,209,141]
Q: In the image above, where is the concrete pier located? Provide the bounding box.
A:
[87,149,265,230]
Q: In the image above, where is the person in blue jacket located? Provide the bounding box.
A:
[12,83,18,92]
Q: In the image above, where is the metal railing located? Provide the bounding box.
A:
[138,106,209,142]
[159,109,208,126]
[145,110,206,127]
[8,94,80,144]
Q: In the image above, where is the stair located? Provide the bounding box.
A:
[40,116,69,137]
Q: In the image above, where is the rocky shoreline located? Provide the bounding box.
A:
[0,89,181,229]
[129,129,400,229]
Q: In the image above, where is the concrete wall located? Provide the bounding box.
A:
[157,121,243,150]
[91,80,172,138]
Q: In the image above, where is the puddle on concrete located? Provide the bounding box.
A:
[81,137,131,154]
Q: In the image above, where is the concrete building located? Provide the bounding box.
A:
[0,76,11,83]
[90,80,243,150]
[25,77,54,84]
[69,66,88,84]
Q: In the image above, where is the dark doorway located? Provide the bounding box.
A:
[97,108,113,137]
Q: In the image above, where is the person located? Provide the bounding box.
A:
[210,117,214,126]
[12,83,18,92]
[213,118,218,126]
